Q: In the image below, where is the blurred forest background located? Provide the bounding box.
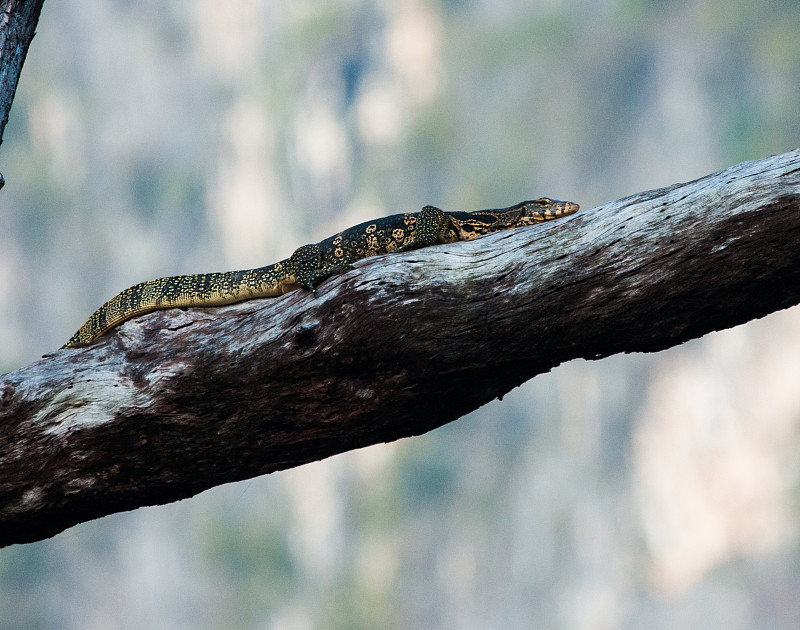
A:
[2,0,800,628]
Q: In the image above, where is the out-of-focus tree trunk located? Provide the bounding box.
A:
[0,0,46,188]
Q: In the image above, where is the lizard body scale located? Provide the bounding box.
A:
[64,198,579,347]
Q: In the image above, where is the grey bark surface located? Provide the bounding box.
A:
[2,149,800,547]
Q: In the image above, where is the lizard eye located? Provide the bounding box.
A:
[536,198,553,205]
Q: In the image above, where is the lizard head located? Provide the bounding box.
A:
[455,198,580,239]
[502,198,580,225]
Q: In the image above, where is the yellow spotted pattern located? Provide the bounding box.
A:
[64,198,578,347]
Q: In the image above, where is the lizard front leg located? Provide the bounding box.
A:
[397,205,457,252]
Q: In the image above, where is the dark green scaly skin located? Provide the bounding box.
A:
[64,198,579,347]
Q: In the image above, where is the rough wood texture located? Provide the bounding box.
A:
[0,0,45,189]
[2,149,800,547]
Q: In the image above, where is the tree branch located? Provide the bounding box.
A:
[0,0,45,188]
[2,149,800,547]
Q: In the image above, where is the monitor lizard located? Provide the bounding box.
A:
[63,198,579,347]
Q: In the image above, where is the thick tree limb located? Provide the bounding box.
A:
[0,0,45,188]
[2,149,800,547]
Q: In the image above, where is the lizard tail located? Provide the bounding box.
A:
[63,265,289,347]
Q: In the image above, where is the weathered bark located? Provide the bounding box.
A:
[2,149,800,547]
[0,0,45,188]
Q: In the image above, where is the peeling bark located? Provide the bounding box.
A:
[2,149,800,547]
